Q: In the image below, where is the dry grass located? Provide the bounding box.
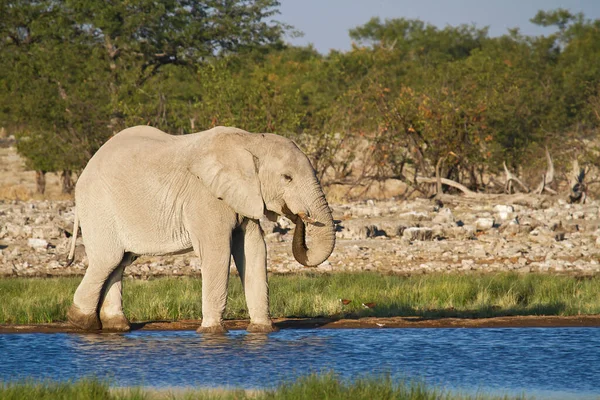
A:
[0,184,32,201]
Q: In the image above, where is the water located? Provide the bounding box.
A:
[1,328,599,398]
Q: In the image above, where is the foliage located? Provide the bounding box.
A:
[2,5,600,195]
[349,17,488,64]
[0,0,289,183]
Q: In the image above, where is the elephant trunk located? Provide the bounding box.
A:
[291,186,335,267]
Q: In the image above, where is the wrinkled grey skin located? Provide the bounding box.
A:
[67,126,335,333]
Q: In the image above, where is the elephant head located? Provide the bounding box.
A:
[188,127,335,267]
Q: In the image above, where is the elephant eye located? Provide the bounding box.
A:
[283,174,293,182]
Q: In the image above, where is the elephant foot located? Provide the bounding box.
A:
[100,312,131,332]
[67,304,101,331]
[197,324,228,334]
[247,322,279,333]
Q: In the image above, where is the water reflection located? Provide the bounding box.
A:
[1,328,599,399]
[71,329,323,354]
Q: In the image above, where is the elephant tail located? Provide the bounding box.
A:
[65,209,79,267]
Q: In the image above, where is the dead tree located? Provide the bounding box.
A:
[413,148,558,209]
[535,147,556,195]
[502,147,555,195]
[568,159,587,204]
[503,162,530,194]
[434,156,446,198]
[61,170,74,194]
[35,170,47,195]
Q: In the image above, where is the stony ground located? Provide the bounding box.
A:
[2,194,600,277]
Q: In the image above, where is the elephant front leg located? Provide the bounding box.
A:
[196,242,231,334]
[232,220,278,333]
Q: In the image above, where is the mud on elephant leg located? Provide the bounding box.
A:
[69,249,124,331]
[67,303,101,331]
[99,254,135,332]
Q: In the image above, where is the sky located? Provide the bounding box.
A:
[277,0,600,54]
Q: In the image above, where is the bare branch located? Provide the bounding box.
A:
[568,158,587,204]
[535,147,554,194]
[416,177,478,197]
[503,162,530,193]
[435,156,446,198]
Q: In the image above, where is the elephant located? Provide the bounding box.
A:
[66,125,335,333]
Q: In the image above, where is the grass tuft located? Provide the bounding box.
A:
[0,378,146,400]
[0,374,527,400]
[0,273,599,324]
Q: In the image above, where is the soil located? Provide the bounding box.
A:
[2,315,600,334]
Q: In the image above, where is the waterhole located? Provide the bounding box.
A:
[1,327,599,399]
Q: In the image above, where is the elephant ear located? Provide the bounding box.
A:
[189,145,264,220]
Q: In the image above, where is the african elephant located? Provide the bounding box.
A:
[66,126,335,333]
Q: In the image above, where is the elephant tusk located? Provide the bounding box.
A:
[297,212,318,225]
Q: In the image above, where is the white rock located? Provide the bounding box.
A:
[432,208,454,224]
[32,227,46,239]
[27,238,48,250]
[493,205,514,214]
[499,212,514,221]
[398,211,429,221]
[472,247,487,258]
[1,222,22,238]
[572,211,585,219]
[189,258,201,271]
[402,227,433,241]
[277,217,293,230]
[475,217,495,231]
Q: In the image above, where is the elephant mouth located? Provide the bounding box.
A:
[297,212,324,227]
[282,205,323,227]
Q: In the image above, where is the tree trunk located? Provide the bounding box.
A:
[61,170,74,194]
[36,170,47,195]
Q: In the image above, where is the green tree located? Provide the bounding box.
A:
[0,0,112,193]
[65,0,289,131]
[0,0,289,194]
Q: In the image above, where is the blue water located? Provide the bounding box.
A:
[1,328,599,398]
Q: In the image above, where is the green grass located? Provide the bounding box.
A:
[0,374,526,400]
[0,273,599,324]
[0,378,146,400]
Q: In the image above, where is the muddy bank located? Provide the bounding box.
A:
[2,195,600,276]
[2,315,600,334]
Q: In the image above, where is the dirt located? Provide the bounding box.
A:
[2,315,600,334]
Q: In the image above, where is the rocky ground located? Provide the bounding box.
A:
[2,195,600,277]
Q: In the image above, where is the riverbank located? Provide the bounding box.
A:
[2,315,600,334]
[1,273,599,328]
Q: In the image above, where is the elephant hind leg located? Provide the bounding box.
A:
[69,246,125,331]
[99,253,136,332]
